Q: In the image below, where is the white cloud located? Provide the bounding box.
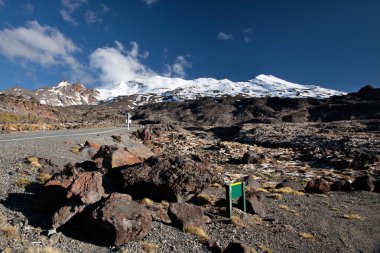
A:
[164,55,191,78]
[60,0,87,26]
[23,3,34,13]
[0,21,80,66]
[217,32,234,41]
[90,41,154,84]
[142,0,158,5]
[0,21,91,82]
[0,0,4,8]
[85,9,102,24]
[243,28,252,33]
[244,37,252,43]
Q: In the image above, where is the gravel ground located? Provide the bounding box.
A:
[0,126,380,253]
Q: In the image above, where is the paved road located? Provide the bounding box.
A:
[0,127,138,143]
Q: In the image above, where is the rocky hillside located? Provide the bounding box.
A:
[131,85,380,126]
[4,81,100,106]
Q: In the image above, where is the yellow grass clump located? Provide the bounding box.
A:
[257,244,273,253]
[70,146,80,154]
[183,226,209,241]
[141,198,155,206]
[192,194,215,205]
[342,213,365,221]
[141,241,159,253]
[271,187,304,195]
[38,173,52,184]
[299,232,315,240]
[0,224,19,239]
[28,157,42,169]
[230,216,246,228]
[278,204,289,210]
[26,247,62,253]
[266,193,283,200]
[2,247,12,253]
[16,177,31,189]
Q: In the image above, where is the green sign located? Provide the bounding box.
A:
[226,181,246,218]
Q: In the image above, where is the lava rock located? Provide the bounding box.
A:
[275,178,305,191]
[305,178,330,194]
[93,145,142,169]
[241,152,265,164]
[121,155,217,202]
[111,135,123,143]
[84,193,151,246]
[352,175,375,192]
[330,180,353,191]
[168,202,206,230]
[224,242,252,253]
[238,191,265,217]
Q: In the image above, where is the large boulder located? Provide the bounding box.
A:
[84,193,152,246]
[352,175,375,192]
[51,171,105,229]
[238,191,265,218]
[168,203,206,230]
[121,155,217,202]
[275,178,305,191]
[93,145,142,169]
[330,180,353,191]
[241,152,265,164]
[305,178,330,194]
[34,170,105,229]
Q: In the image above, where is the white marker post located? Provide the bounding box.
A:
[126,113,132,130]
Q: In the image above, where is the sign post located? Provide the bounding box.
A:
[125,113,132,130]
[226,181,246,218]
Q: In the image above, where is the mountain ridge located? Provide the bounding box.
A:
[2,74,346,107]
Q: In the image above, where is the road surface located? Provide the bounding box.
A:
[0,127,138,143]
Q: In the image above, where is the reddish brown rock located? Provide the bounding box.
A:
[121,155,218,202]
[84,193,151,246]
[305,178,330,194]
[352,175,375,192]
[66,172,105,204]
[238,191,265,217]
[93,145,142,169]
[124,145,155,160]
[84,140,101,150]
[168,202,206,229]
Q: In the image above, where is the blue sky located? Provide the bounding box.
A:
[0,0,379,92]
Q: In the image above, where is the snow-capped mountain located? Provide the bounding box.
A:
[3,74,345,107]
[4,81,100,106]
[96,74,346,108]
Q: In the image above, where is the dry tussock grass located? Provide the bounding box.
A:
[141,198,155,206]
[70,146,80,154]
[0,224,19,239]
[38,173,52,184]
[271,187,304,195]
[141,241,159,252]
[342,213,364,221]
[230,216,246,228]
[183,226,208,240]
[257,244,273,253]
[192,194,215,205]
[16,176,31,189]
[28,157,42,169]
[299,232,315,240]
[266,193,283,200]
[26,247,62,253]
